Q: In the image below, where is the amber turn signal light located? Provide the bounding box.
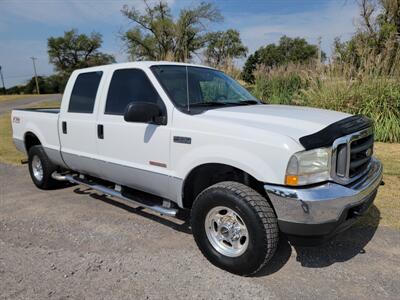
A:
[285,175,298,186]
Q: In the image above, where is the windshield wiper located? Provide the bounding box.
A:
[213,100,260,106]
[189,102,229,107]
[190,100,260,107]
[232,100,260,105]
[188,100,260,109]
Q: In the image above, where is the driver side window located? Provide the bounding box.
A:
[105,68,163,115]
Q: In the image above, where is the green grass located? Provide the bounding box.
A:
[374,142,400,176]
[0,94,41,102]
[359,173,400,229]
[355,142,400,229]
[0,100,60,165]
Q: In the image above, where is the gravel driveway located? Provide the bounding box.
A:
[0,163,399,299]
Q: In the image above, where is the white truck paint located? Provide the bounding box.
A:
[11,61,382,275]
[12,62,350,204]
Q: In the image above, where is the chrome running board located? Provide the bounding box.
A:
[52,172,178,216]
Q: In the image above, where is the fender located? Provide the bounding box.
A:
[23,120,66,168]
[23,121,55,152]
[175,144,283,184]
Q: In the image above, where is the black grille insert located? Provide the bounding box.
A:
[349,135,374,177]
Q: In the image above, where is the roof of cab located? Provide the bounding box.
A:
[73,61,216,73]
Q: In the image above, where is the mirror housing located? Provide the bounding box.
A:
[124,102,166,125]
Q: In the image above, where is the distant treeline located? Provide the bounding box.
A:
[5,74,65,94]
[4,0,400,143]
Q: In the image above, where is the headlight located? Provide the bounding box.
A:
[285,147,331,186]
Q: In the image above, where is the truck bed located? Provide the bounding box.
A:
[11,108,61,163]
[13,107,60,114]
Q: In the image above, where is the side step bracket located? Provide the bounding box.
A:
[52,173,178,217]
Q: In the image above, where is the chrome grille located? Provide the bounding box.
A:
[331,127,374,184]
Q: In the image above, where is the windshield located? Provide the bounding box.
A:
[151,65,258,111]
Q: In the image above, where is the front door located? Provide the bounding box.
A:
[96,68,171,197]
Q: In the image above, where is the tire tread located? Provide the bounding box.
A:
[28,145,59,190]
[192,181,279,276]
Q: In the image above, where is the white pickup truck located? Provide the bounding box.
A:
[12,62,383,275]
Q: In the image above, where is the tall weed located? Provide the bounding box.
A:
[249,63,400,142]
[251,65,309,104]
[299,77,400,143]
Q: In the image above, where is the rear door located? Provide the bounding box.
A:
[59,70,104,176]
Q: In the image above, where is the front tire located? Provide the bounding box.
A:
[28,145,59,190]
[191,181,279,276]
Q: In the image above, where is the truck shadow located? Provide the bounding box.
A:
[256,205,381,276]
[73,187,380,276]
[254,234,293,276]
[293,205,381,268]
[73,187,192,234]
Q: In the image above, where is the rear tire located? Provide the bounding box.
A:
[191,181,279,276]
[28,145,59,190]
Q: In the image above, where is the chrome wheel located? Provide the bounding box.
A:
[205,206,249,257]
[32,155,43,181]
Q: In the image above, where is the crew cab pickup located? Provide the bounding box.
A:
[12,62,383,275]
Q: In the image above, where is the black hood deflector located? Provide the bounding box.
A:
[299,115,373,150]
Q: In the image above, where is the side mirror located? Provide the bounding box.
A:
[124,102,166,125]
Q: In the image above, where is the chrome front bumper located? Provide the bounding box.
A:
[264,157,383,239]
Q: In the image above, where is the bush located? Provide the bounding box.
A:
[248,64,400,143]
[251,65,308,104]
[299,77,400,143]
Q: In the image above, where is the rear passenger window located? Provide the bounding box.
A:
[68,71,102,113]
[105,69,162,115]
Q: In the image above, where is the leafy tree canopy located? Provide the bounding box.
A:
[204,29,247,67]
[121,0,222,61]
[47,29,115,75]
[333,0,400,76]
[242,36,322,83]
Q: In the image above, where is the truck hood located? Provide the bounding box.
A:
[199,104,351,143]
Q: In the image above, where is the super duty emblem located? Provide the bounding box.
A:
[173,136,191,144]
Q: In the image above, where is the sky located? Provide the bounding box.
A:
[0,0,360,87]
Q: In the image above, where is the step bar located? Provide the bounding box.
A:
[51,173,178,217]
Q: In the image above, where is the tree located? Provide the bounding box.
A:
[204,29,247,67]
[24,76,46,94]
[43,74,65,93]
[241,36,322,83]
[333,0,400,76]
[121,0,222,61]
[48,29,115,75]
[241,50,260,83]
